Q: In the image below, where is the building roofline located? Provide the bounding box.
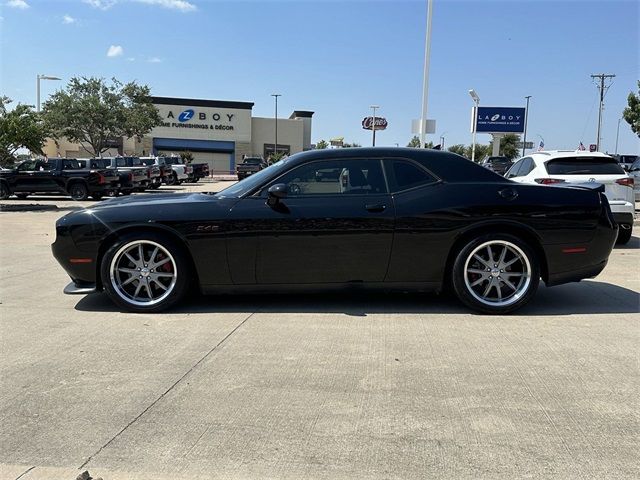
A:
[290,110,314,118]
[151,96,254,110]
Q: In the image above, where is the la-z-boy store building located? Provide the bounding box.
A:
[45,96,314,174]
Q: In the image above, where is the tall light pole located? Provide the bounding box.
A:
[419,0,434,149]
[439,131,447,149]
[37,74,61,112]
[614,117,622,155]
[522,95,532,157]
[370,105,379,146]
[271,94,281,160]
[469,89,480,162]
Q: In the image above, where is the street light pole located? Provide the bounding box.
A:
[614,117,622,155]
[522,95,531,157]
[36,74,61,112]
[370,105,379,147]
[419,0,434,149]
[469,89,480,162]
[271,94,281,160]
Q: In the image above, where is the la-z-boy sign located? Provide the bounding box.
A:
[473,106,526,134]
[160,108,236,131]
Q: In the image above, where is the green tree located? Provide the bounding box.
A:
[42,77,162,156]
[0,97,50,167]
[464,144,490,162]
[407,136,435,148]
[448,144,467,156]
[623,81,640,137]
[315,140,329,149]
[407,135,420,147]
[489,133,521,160]
[180,151,194,164]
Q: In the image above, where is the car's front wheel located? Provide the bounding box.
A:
[0,183,10,200]
[452,234,540,314]
[101,233,191,312]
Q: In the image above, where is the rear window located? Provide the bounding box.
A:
[546,157,624,175]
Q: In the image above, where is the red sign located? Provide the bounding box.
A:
[362,116,388,130]
[589,144,597,152]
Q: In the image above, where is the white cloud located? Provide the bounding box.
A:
[6,0,30,9]
[107,45,124,57]
[132,0,196,12]
[126,57,136,62]
[147,57,162,63]
[83,0,116,10]
[62,14,76,24]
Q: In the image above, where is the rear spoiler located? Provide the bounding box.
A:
[552,182,605,193]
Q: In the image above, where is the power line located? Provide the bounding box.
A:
[590,73,615,151]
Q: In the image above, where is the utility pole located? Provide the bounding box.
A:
[590,73,615,152]
[271,94,281,160]
[370,105,379,146]
[522,95,531,157]
[419,0,434,149]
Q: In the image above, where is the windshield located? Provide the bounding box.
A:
[630,159,640,171]
[215,158,292,198]
[165,157,184,165]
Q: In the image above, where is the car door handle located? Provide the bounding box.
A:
[498,188,518,201]
[365,204,386,213]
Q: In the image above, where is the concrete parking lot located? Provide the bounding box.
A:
[1,184,639,480]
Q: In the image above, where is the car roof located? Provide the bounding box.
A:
[527,150,612,160]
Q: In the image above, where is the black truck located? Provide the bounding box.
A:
[0,158,118,201]
[78,158,135,196]
[236,156,267,180]
[101,157,149,191]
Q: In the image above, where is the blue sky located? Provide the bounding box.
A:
[1,0,638,153]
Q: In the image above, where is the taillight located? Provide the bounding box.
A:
[128,172,133,181]
[616,177,634,187]
[534,178,566,185]
[97,173,105,184]
[147,169,151,178]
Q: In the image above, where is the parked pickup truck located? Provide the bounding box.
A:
[163,157,192,185]
[101,157,149,191]
[0,158,118,201]
[139,156,170,187]
[119,156,162,189]
[188,163,209,182]
[78,158,134,196]
[237,156,267,180]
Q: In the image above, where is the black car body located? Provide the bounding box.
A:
[0,158,118,201]
[237,157,267,180]
[189,163,210,182]
[482,156,513,176]
[52,148,618,314]
[101,157,148,191]
[84,158,135,196]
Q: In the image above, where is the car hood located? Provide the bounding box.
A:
[88,192,213,209]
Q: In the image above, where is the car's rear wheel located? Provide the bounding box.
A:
[165,173,177,186]
[101,233,190,312]
[69,183,89,201]
[616,225,632,245]
[0,183,9,200]
[452,234,539,314]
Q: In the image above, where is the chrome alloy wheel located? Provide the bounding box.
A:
[109,240,178,307]
[463,240,532,308]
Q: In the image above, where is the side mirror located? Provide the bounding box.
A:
[266,183,287,206]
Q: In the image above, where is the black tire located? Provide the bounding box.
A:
[616,226,632,245]
[165,174,177,186]
[151,182,161,190]
[100,232,191,313]
[451,233,540,314]
[15,193,29,200]
[0,182,9,200]
[69,182,89,201]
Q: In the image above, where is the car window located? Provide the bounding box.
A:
[520,158,534,176]
[386,159,437,191]
[505,159,523,178]
[36,161,55,171]
[269,159,387,196]
[546,157,625,175]
[630,159,640,172]
[17,160,37,171]
[116,158,127,167]
[62,159,81,170]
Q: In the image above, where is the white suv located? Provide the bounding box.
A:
[505,150,635,244]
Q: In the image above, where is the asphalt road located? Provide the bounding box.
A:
[0,184,638,480]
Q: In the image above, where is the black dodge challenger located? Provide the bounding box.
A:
[52,148,618,314]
